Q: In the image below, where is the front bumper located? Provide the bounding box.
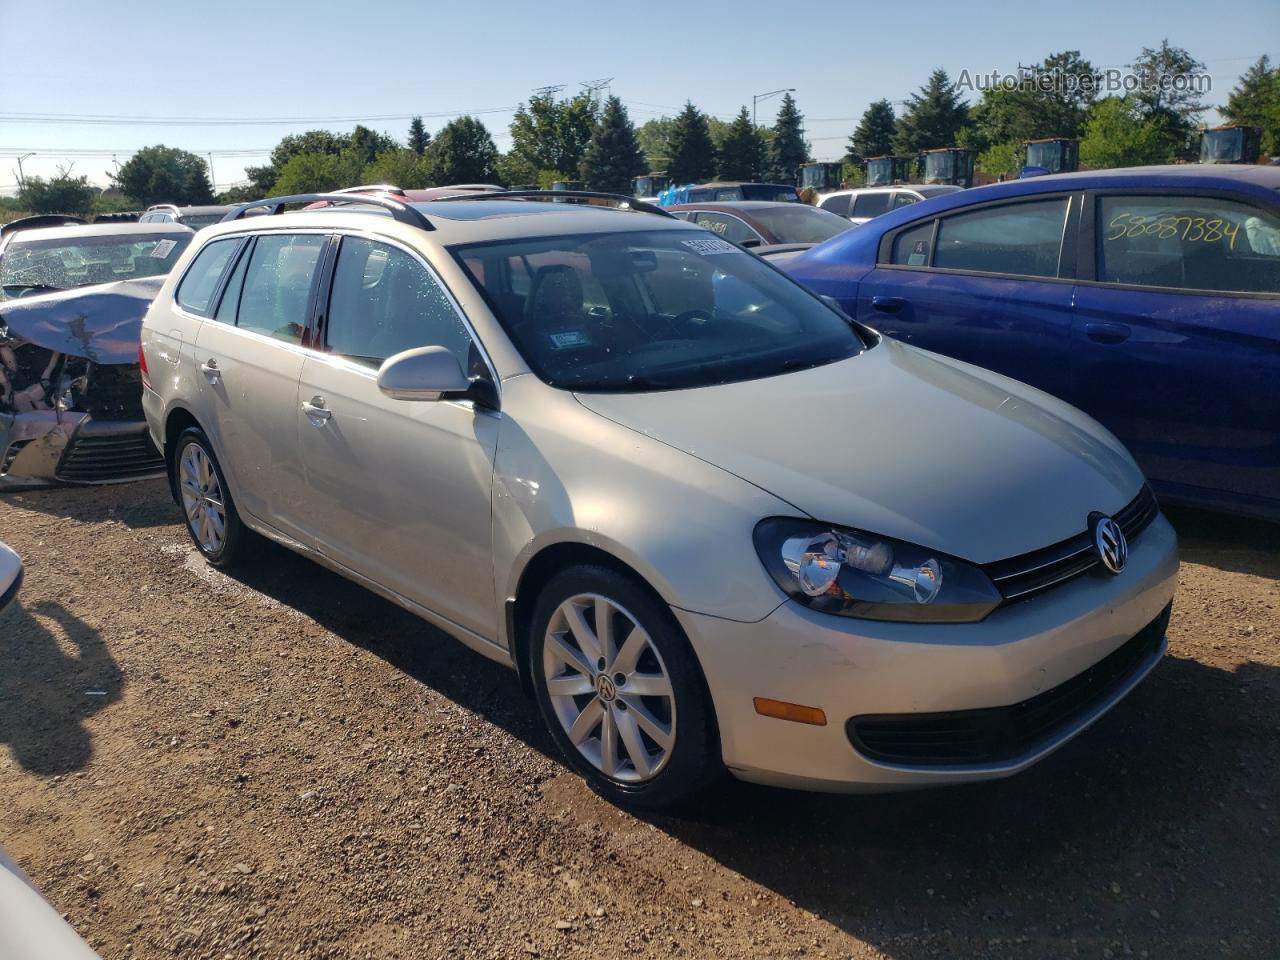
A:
[0,411,165,488]
[675,513,1179,792]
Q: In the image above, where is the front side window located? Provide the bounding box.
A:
[235,234,325,344]
[176,238,239,315]
[933,198,1068,278]
[0,232,192,298]
[694,213,759,246]
[325,237,473,368]
[1096,195,1280,294]
[453,229,864,393]
[851,193,892,219]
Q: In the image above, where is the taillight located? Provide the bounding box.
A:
[138,342,152,390]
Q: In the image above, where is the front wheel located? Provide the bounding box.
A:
[529,565,722,811]
[171,427,246,568]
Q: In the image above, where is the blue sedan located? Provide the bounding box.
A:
[782,165,1280,520]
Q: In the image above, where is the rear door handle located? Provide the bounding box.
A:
[200,359,221,383]
[1084,321,1132,345]
[871,296,905,315]
[301,397,332,423]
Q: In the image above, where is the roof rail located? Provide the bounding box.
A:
[221,192,434,230]
[433,189,676,219]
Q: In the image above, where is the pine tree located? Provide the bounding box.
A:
[578,96,647,193]
[893,69,970,154]
[766,93,810,184]
[845,100,896,165]
[1223,55,1279,154]
[665,102,717,184]
[717,107,766,181]
[408,116,430,156]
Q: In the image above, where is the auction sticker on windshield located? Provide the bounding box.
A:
[150,239,179,259]
[681,236,738,256]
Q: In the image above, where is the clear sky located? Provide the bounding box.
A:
[1,0,1275,193]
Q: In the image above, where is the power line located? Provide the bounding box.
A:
[0,105,521,127]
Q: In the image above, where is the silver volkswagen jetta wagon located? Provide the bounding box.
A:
[141,191,1178,810]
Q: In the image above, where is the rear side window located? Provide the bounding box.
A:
[325,237,473,368]
[694,213,759,246]
[892,192,921,209]
[175,238,239,315]
[933,198,1068,277]
[851,193,892,218]
[236,234,326,344]
[819,194,851,217]
[1097,195,1280,294]
[891,221,935,266]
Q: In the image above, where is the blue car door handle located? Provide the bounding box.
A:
[1084,321,1132,345]
[871,296,905,314]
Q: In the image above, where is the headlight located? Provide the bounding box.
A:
[753,518,1002,623]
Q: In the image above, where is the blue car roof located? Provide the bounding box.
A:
[789,164,1280,280]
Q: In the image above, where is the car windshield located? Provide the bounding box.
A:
[0,232,192,298]
[748,206,854,244]
[453,228,864,393]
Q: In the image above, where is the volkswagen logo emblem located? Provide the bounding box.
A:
[1090,513,1128,575]
[595,674,618,703]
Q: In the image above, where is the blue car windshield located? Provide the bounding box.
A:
[452,229,864,392]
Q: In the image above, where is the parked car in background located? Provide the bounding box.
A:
[668,200,854,253]
[0,222,193,488]
[817,184,963,225]
[0,541,21,612]
[138,204,235,229]
[142,189,1176,810]
[785,164,1280,520]
[659,181,801,206]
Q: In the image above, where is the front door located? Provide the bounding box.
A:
[295,235,501,639]
[193,232,327,543]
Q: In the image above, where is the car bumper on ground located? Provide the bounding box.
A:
[675,513,1179,793]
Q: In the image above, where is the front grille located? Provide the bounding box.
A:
[847,604,1171,767]
[984,485,1160,603]
[56,419,165,484]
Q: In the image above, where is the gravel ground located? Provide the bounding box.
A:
[0,480,1277,960]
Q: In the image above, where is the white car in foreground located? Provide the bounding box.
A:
[0,540,22,612]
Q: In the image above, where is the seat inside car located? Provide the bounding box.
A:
[526,264,586,329]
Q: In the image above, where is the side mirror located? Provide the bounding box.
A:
[377,346,471,402]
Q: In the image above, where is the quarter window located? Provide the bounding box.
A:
[933,198,1068,278]
[175,238,239,315]
[891,221,935,266]
[325,237,473,368]
[694,213,760,246]
[1096,195,1280,294]
[236,234,325,345]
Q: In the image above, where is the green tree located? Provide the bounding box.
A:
[1079,96,1176,168]
[1129,40,1207,157]
[717,106,766,181]
[966,51,1097,154]
[765,93,810,184]
[111,145,213,205]
[976,140,1023,178]
[247,129,351,195]
[845,99,897,165]
[272,152,345,195]
[426,116,499,184]
[408,116,431,156]
[91,190,138,215]
[508,92,599,180]
[362,149,431,189]
[216,184,264,204]
[18,167,96,215]
[666,102,716,184]
[635,117,675,172]
[579,96,647,193]
[348,125,397,166]
[1223,55,1280,154]
[893,68,970,154]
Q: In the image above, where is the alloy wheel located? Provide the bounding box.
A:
[179,443,226,554]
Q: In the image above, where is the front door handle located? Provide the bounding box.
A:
[871,296,905,315]
[301,396,332,423]
[1084,321,1132,345]
[200,359,221,383]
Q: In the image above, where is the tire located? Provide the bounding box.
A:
[171,427,247,568]
[529,564,723,812]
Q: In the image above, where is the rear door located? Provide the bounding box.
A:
[857,193,1079,400]
[192,231,328,543]
[1072,190,1280,509]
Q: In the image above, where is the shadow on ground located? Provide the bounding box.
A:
[1165,504,1280,580]
[217,531,1279,957]
[0,600,123,775]
[0,478,175,530]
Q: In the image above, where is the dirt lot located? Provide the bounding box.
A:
[0,480,1276,960]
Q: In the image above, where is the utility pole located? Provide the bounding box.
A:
[579,77,613,109]
[15,152,34,191]
[753,88,795,128]
[208,153,216,196]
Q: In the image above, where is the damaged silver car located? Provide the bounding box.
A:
[0,221,193,488]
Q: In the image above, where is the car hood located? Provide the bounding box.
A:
[573,339,1144,564]
[0,275,163,364]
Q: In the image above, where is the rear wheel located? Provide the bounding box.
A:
[529,565,722,811]
[172,427,246,568]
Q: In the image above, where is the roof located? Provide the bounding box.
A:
[6,221,195,244]
[668,201,810,212]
